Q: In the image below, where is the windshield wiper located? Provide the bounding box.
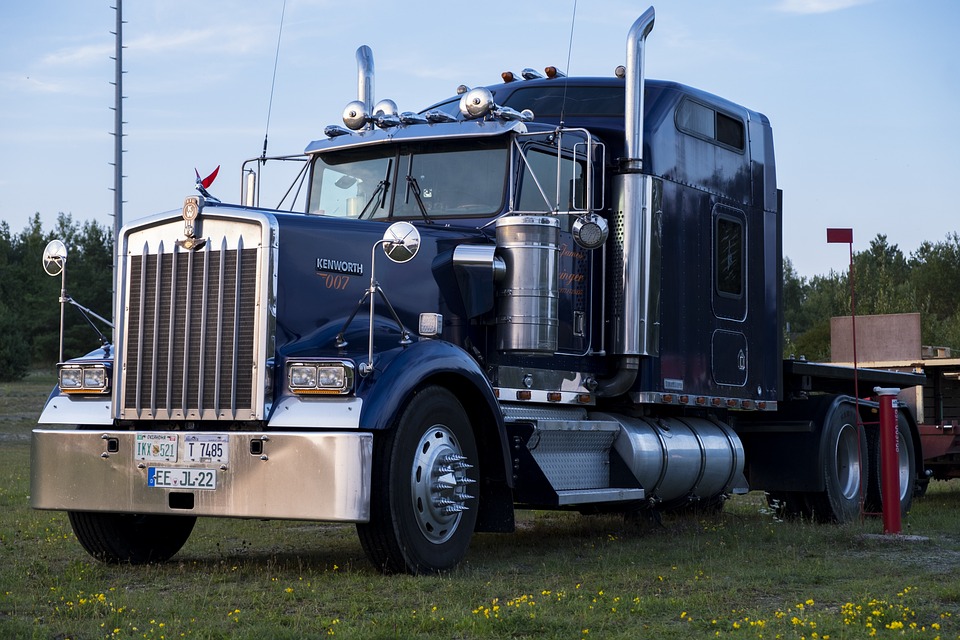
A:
[405,175,433,224]
[358,159,392,219]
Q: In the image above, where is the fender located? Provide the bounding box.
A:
[38,347,114,426]
[736,394,846,492]
[357,339,511,487]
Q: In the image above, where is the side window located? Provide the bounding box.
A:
[676,99,745,152]
[713,205,747,321]
[516,146,585,212]
[716,215,743,298]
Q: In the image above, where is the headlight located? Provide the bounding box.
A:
[287,361,355,395]
[59,363,110,394]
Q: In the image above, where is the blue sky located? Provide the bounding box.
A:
[1,0,957,278]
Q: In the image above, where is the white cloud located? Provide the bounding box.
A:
[128,26,266,57]
[776,0,875,14]
[40,43,113,68]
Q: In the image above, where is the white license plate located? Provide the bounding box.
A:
[135,433,178,462]
[184,434,229,463]
[148,467,217,490]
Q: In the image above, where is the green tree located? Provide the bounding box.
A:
[852,234,914,317]
[0,222,29,381]
[61,216,114,358]
[909,233,960,349]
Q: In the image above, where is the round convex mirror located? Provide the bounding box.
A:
[42,239,68,277]
[382,221,421,264]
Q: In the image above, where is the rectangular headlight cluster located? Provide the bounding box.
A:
[59,363,111,394]
[287,360,355,395]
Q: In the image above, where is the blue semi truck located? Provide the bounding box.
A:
[31,7,923,574]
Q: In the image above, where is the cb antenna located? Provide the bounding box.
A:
[261,0,287,162]
[559,0,577,127]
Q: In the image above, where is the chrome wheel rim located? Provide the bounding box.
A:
[410,425,475,544]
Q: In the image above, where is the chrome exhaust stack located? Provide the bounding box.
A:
[608,6,660,364]
[356,45,375,130]
[623,7,655,173]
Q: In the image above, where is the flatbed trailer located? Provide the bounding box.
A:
[844,357,960,489]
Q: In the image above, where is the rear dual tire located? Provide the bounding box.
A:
[768,402,865,523]
[767,401,916,523]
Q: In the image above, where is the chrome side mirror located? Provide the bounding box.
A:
[42,239,67,276]
[381,221,421,263]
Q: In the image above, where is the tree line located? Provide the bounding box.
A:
[0,214,113,381]
[785,233,960,361]
[1,215,958,381]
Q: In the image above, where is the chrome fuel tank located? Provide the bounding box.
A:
[597,412,747,506]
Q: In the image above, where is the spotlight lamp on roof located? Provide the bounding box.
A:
[458,87,534,122]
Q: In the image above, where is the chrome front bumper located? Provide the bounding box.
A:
[31,429,372,522]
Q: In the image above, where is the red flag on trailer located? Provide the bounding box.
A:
[826,228,853,244]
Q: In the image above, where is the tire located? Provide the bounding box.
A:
[806,402,867,523]
[357,386,479,574]
[865,412,916,517]
[68,511,196,564]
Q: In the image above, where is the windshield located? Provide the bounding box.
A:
[308,140,508,219]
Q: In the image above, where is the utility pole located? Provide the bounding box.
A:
[109,0,125,334]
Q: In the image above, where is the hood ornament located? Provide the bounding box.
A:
[195,165,220,201]
[178,166,219,251]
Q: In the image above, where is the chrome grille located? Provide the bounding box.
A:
[120,234,261,421]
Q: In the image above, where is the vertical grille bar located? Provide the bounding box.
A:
[134,244,147,417]
[150,242,163,417]
[198,243,210,413]
[165,247,178,416]
[230,235,244,418]
[181,248,193,416]
[214,237,226,417]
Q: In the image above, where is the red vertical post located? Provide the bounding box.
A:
[874,387,902,534]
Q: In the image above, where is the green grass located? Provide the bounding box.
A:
[2,377,958,639]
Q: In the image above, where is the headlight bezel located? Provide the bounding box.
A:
[286,360,356,395]
[58,362,111,395]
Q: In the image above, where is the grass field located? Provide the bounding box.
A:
[2,375,958,639]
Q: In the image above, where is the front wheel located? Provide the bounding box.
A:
[68,512,196,564]
[357,386,479,574]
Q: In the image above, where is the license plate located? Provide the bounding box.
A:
[184,434,229,463]
[135,433,178,462]
[148,467,217,490]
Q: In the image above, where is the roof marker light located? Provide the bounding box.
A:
[399,112,429,125]
[424,110,457,123]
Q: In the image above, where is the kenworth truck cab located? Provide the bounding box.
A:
[32,7,923,574]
